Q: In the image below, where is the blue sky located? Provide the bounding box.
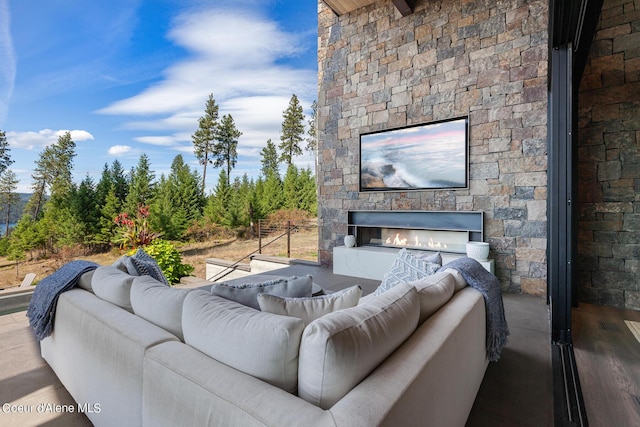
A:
[0,0,318,193]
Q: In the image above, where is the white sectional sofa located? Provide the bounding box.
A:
[40,266,489,427]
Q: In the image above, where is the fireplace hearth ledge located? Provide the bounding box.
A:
[333,245,494,281]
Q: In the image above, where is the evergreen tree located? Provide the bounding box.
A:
[213,114,242,185]
[125,154,155,214]
[299,167,318,214]
[95,185,121,246]
[261,172,284,216]
[306,100,317,153]
[95,163,113,208]
[0,130,14,177]
[70,175,100,244]
[260,139,280,178]
[283,164,300,210]
[204,169,230,224]
[192,93,220,194]
[110,159,128,201]
[0,169,19,237]
[26,131,76,218]
[279,94,305,165]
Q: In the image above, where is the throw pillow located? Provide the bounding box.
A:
[210,275,313,310]
[409,270,456,325]
[373,249,441,296]
[130,275,189,341]
[124,249,170,286]
[91,266,136,312]
[298,282,419,409]
[182,290,305,393]
[257,285,362,325]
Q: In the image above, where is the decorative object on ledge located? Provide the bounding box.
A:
[466,242,490,261]
[344,235,356,248]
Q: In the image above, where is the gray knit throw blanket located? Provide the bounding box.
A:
[438,257,509,362]
[27,260,98,341]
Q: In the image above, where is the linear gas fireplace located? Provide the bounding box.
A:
[347,210,484,254]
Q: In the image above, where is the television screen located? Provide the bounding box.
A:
[359,116,468,191]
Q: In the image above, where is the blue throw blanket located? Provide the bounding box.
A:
[438,257,509,362]
[27,260,98,341]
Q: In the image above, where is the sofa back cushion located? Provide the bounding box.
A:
[258,285,362,325]
[92,266,135,312]
[182,290,305,393]
[210,275,313,310]
[297,282,419,409]
[130,276,189,341]
[409,271,456,325]
[443,268,467,292]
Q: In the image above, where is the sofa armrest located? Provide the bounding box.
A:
[41,289,179,427]
[329,287,488,427]
[143,341,336,427]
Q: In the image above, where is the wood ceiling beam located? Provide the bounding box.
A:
[391,0,415,16]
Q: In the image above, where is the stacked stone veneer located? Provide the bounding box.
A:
[577,0,640,309]
[317,0,549,295]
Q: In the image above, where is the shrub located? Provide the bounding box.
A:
[143,239,194,285]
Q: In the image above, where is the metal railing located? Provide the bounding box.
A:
[208,221,298,282]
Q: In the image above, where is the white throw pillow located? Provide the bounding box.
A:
[409,271,456,325]
[374,249,441,296]
[258,285,362,325]
[210,275,313,309]
[91,266,135,312]
[298,282,419,409]
[130,276,189,340]
[182,290,305,393]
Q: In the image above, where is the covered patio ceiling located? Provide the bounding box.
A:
[323,0,415,16]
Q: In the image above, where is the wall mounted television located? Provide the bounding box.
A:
[359,116,469,192]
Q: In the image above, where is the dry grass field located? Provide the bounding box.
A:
[0,220,319,290]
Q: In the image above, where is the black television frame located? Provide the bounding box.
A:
[359,116,469,192]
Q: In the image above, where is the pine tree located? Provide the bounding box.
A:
[95,185,121,246]
[260,139,280,178]
[0,130,15,177]
[70,175,100,244]
[125,154,155,214]
[283,164,300,210]
[204,169,230,224]
[279,94,305,165]
[306,100,317,153]
[192,93,220,194]
[213,114,242,186]
[26,131,76,218]
[0,169,19,237]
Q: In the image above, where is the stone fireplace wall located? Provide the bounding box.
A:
[577,0,640,309]
[317,0,549,295]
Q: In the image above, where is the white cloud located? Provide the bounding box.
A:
[134,136,178,146]
[7,129,94,150]
[0,0,16,125]
[108,145,133,156]
[97,9,315,117]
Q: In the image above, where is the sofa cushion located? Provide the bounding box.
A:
[258,285,362,325]
[374,249,440,296]
[210,275,313,310]
[76,270,95,293]
[298,282,419,409]
[130,276,189,340]
[443,268,467,292]
[91,266,135,312]
[182,290,305,393]
[409,271,456,325]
